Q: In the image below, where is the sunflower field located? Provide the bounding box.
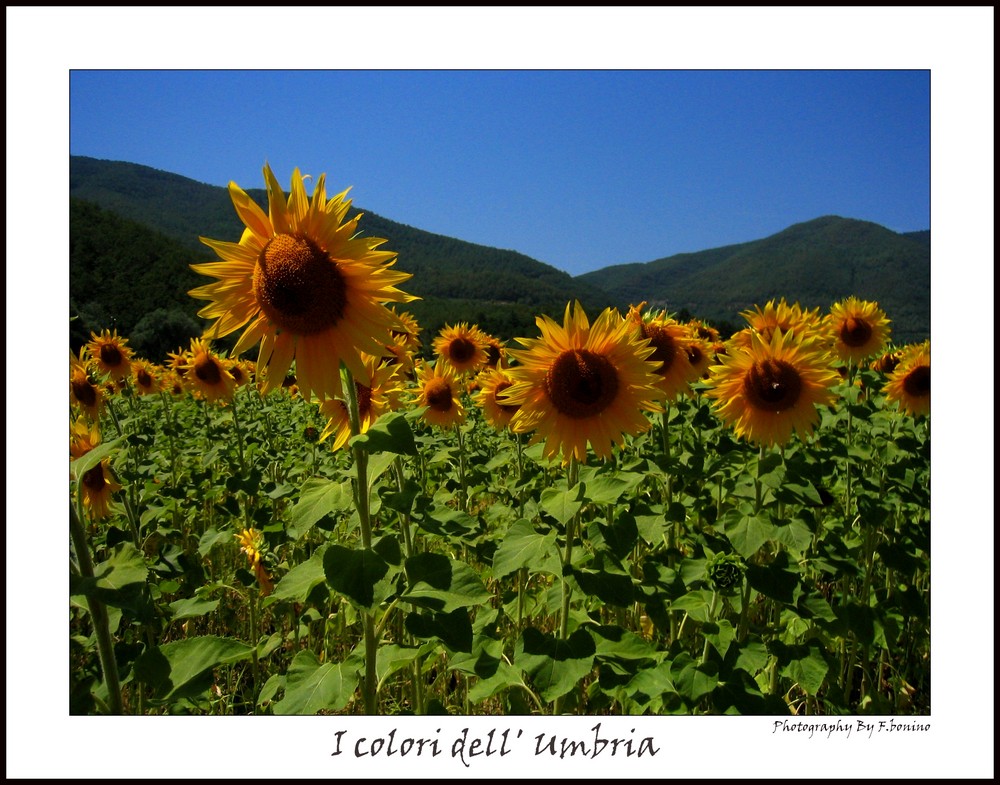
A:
[69,166,931,717]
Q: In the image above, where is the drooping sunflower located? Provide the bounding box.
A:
[318,355,404,451]
[189,163,416,401]
[475,367,520,431]
[131,359,162,395]
[883,341,930,417]
[412,360,466,429]
[70,349,104,420]
[235,527,273,595]
[503,302,663,464]
[70,418,122,520]
[626,303,700,401]
[827,297,891,364]
[167,346,190,377]
[86,329,134,381]
[182,338,236,403]
[705,328,839,447]
[433,322,488,376]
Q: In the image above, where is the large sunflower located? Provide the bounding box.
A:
[413,360,466,429]
[319,355,404,451]
[883,340,930,417]
[827,297,891,364]
[189,164,416,400]
[503,302,662,464]
[706,328,839,447]
[434,322,488,376]
[182,338,236,403]
[70,418,121,520]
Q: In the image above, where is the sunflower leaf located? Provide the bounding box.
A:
[349,411,417,455]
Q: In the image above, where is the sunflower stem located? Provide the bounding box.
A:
[344,367,379,715]
[553,456,580,716]
[455,423,469,513]
[70,500,123,715]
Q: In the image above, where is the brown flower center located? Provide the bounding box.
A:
[83,464,107,492]
[194,354,222,385]
[72,376,98,407]
[485,344,502,368]
[136,367,153,389]
[903,365,930,397]
[743,359,803,412]
[685,344,705,366]
[840,316,873,348]
[544,349,620,419]
[253,233,347,335]
[425,378,454,412]
[100,343,124,368]
[643,324,679,375]
[447,337,477,365]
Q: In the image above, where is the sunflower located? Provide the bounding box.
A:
[390,308,423,354]
[682,329,713,381]
[235,527,273,595]
[167,346,190,377]
[433,322,488,375]
[70,418,121,520]
[86,329,134,381]
[503,302,662,464]
[705,328,839,448]
[182,338,236,402]
[131,359,162,395]
[827,297,891,364]
[480,332,509,370]
[381,334,416,378]
[189,164,415,401]
[626,303,700,401]
[318,355,404,451]
[883,341,930,417]
[226,358,255,389]
[70,349,104,420]
[413,360,466,429]
[475,367,520,431]
[732,299,824,351]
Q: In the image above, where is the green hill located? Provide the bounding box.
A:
[578,216,930,343]
[69,156,612,353]
[69,157,930,357]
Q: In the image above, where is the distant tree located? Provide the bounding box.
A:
[130,307,202,362]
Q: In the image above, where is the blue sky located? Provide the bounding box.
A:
[69,68,929,276]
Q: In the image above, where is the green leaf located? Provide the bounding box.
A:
[578,468,645,506]
[539,482,585,525]
[272,650,358,715]
[405,608,474,652]
[491,519,560,578]
[349,411,417,455]
[515,627,596,702]
[288,478,353,540]
[724,512,775,558]
[570,563,635,607]
[168,596,219,620]
[670,653,719,703]
[323,545,392,612]
[702,619,736,659]
[197,527,232,558]
[267,546,328,606]
[403,553,491,612]
[589,624,658,662]
[134,635,253,702]
[70,437,122,480]
[376,643,435,684]
[773,641,830,696]
[467,661,525,704]
[71,542,148,600]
